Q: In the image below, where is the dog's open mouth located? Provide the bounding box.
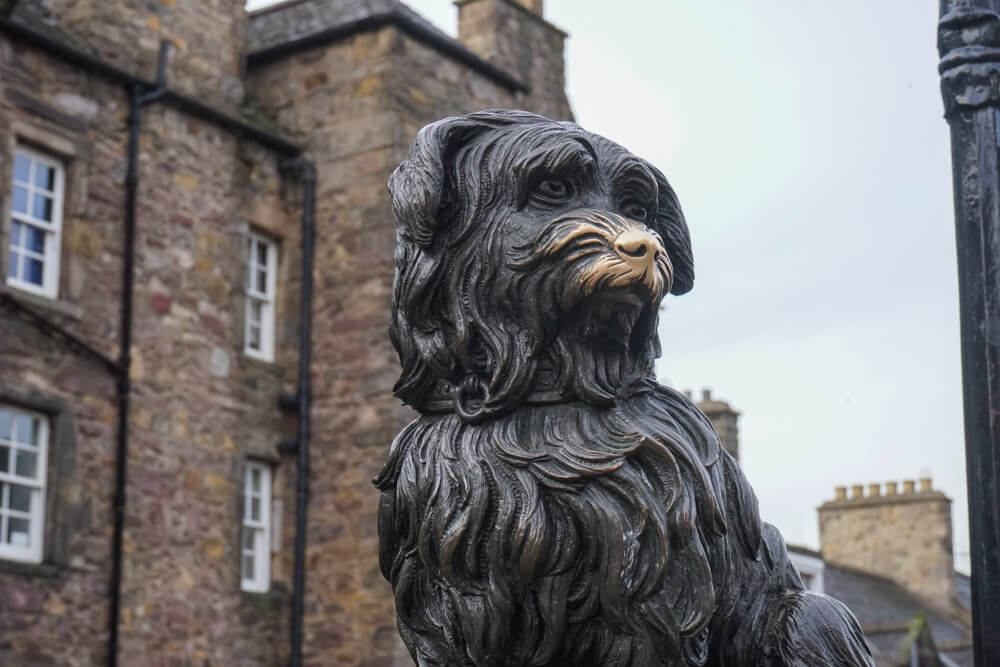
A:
[566,289,657,354]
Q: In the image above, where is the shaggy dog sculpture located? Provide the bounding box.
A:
[375,110,873,667]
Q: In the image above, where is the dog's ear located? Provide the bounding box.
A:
[389,116,483,247]
[649,164,695,295]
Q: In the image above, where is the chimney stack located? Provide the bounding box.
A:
[455,0,572,121]
[818,479,955,612]
[695,388,740,462]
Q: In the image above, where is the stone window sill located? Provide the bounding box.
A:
[0,558,67,579]
[1,283,83,321]
[241,582,287,610]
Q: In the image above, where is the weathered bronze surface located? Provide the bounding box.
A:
[375,110,874,666]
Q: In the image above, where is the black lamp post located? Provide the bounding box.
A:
[938,2,1000,665]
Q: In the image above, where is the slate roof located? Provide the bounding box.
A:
[823,564,973,667]
[245,0,526,91]
[247,0,443,54]
[953,572,971,613]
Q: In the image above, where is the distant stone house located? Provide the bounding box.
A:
[0,0,570,664]
[809,481,973,667]
[697,392,974,667]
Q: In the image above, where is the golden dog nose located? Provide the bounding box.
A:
[614,229,659,267]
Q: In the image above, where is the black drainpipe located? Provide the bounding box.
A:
[281,158,316,667]
[108,43,169,667]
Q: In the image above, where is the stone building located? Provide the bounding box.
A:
[0,0,571,664]
[689,392,973,666]
[794,481,974,667]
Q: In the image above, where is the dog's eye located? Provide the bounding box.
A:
[624,204,649,220]
[534,179,573,203]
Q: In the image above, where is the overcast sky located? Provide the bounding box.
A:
[250,0,968,570]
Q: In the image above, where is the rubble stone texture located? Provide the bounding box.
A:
[0,0,572,664]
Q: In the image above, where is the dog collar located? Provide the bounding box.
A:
[418,371,573,418]
[420,388,571,415]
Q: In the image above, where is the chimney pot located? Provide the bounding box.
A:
[702,388,712,402]
[868,483,881,497]
[903,479,916,494]
[919,477,932,492]
[886,481,898,495]
[851,484,864,499]
[834,486,847,501]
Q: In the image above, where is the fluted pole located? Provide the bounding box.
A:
[938,2,1000,664]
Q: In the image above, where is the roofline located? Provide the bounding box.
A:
[247,0,315,18]
[0,18,302,156]
[245,9,530,94]
[786,543,823,559]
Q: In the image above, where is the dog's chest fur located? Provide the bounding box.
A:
[376,381,742,667]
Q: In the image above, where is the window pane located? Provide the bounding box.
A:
[34,163,55,191]
[243,529,254,551]
[251,496,260,521]
[23,225,44,254]
[10,221,21,246]
[0,410,10,440]
[248,324,261,350]
[257,242,267,266]
[242,553,255,581]
[256,268,267,293]
[32,193,53,221]
[13,153,30,183]
[249,300,262,324]
[12,414,35,445]
[6,251,16,280]
[12,186,27,214]
[0,446,8,473]
[251,467,261,492]
[24,256,43,285]
[6,517,30,547]
[14,449,36,479]
[8,484,30,513]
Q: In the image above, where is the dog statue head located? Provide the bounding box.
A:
[389,109,694,421]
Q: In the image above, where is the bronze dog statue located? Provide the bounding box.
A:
[375,110,873,666]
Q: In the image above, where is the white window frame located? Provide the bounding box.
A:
[244,232,277,362]
[241,461,271,593]
[0,405,48,564]
[789,550,825,594]
[7,146,64,299]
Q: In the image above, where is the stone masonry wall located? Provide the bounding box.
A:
[0,36,299,666]
[19,0,248,113]
[818,479,956,613]
[118,104,296,667]
[246,26,415,666]
[0,36,128,667]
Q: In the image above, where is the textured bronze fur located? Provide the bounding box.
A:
[375,110,874,666]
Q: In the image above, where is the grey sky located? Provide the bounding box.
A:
[249,0,969,570]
